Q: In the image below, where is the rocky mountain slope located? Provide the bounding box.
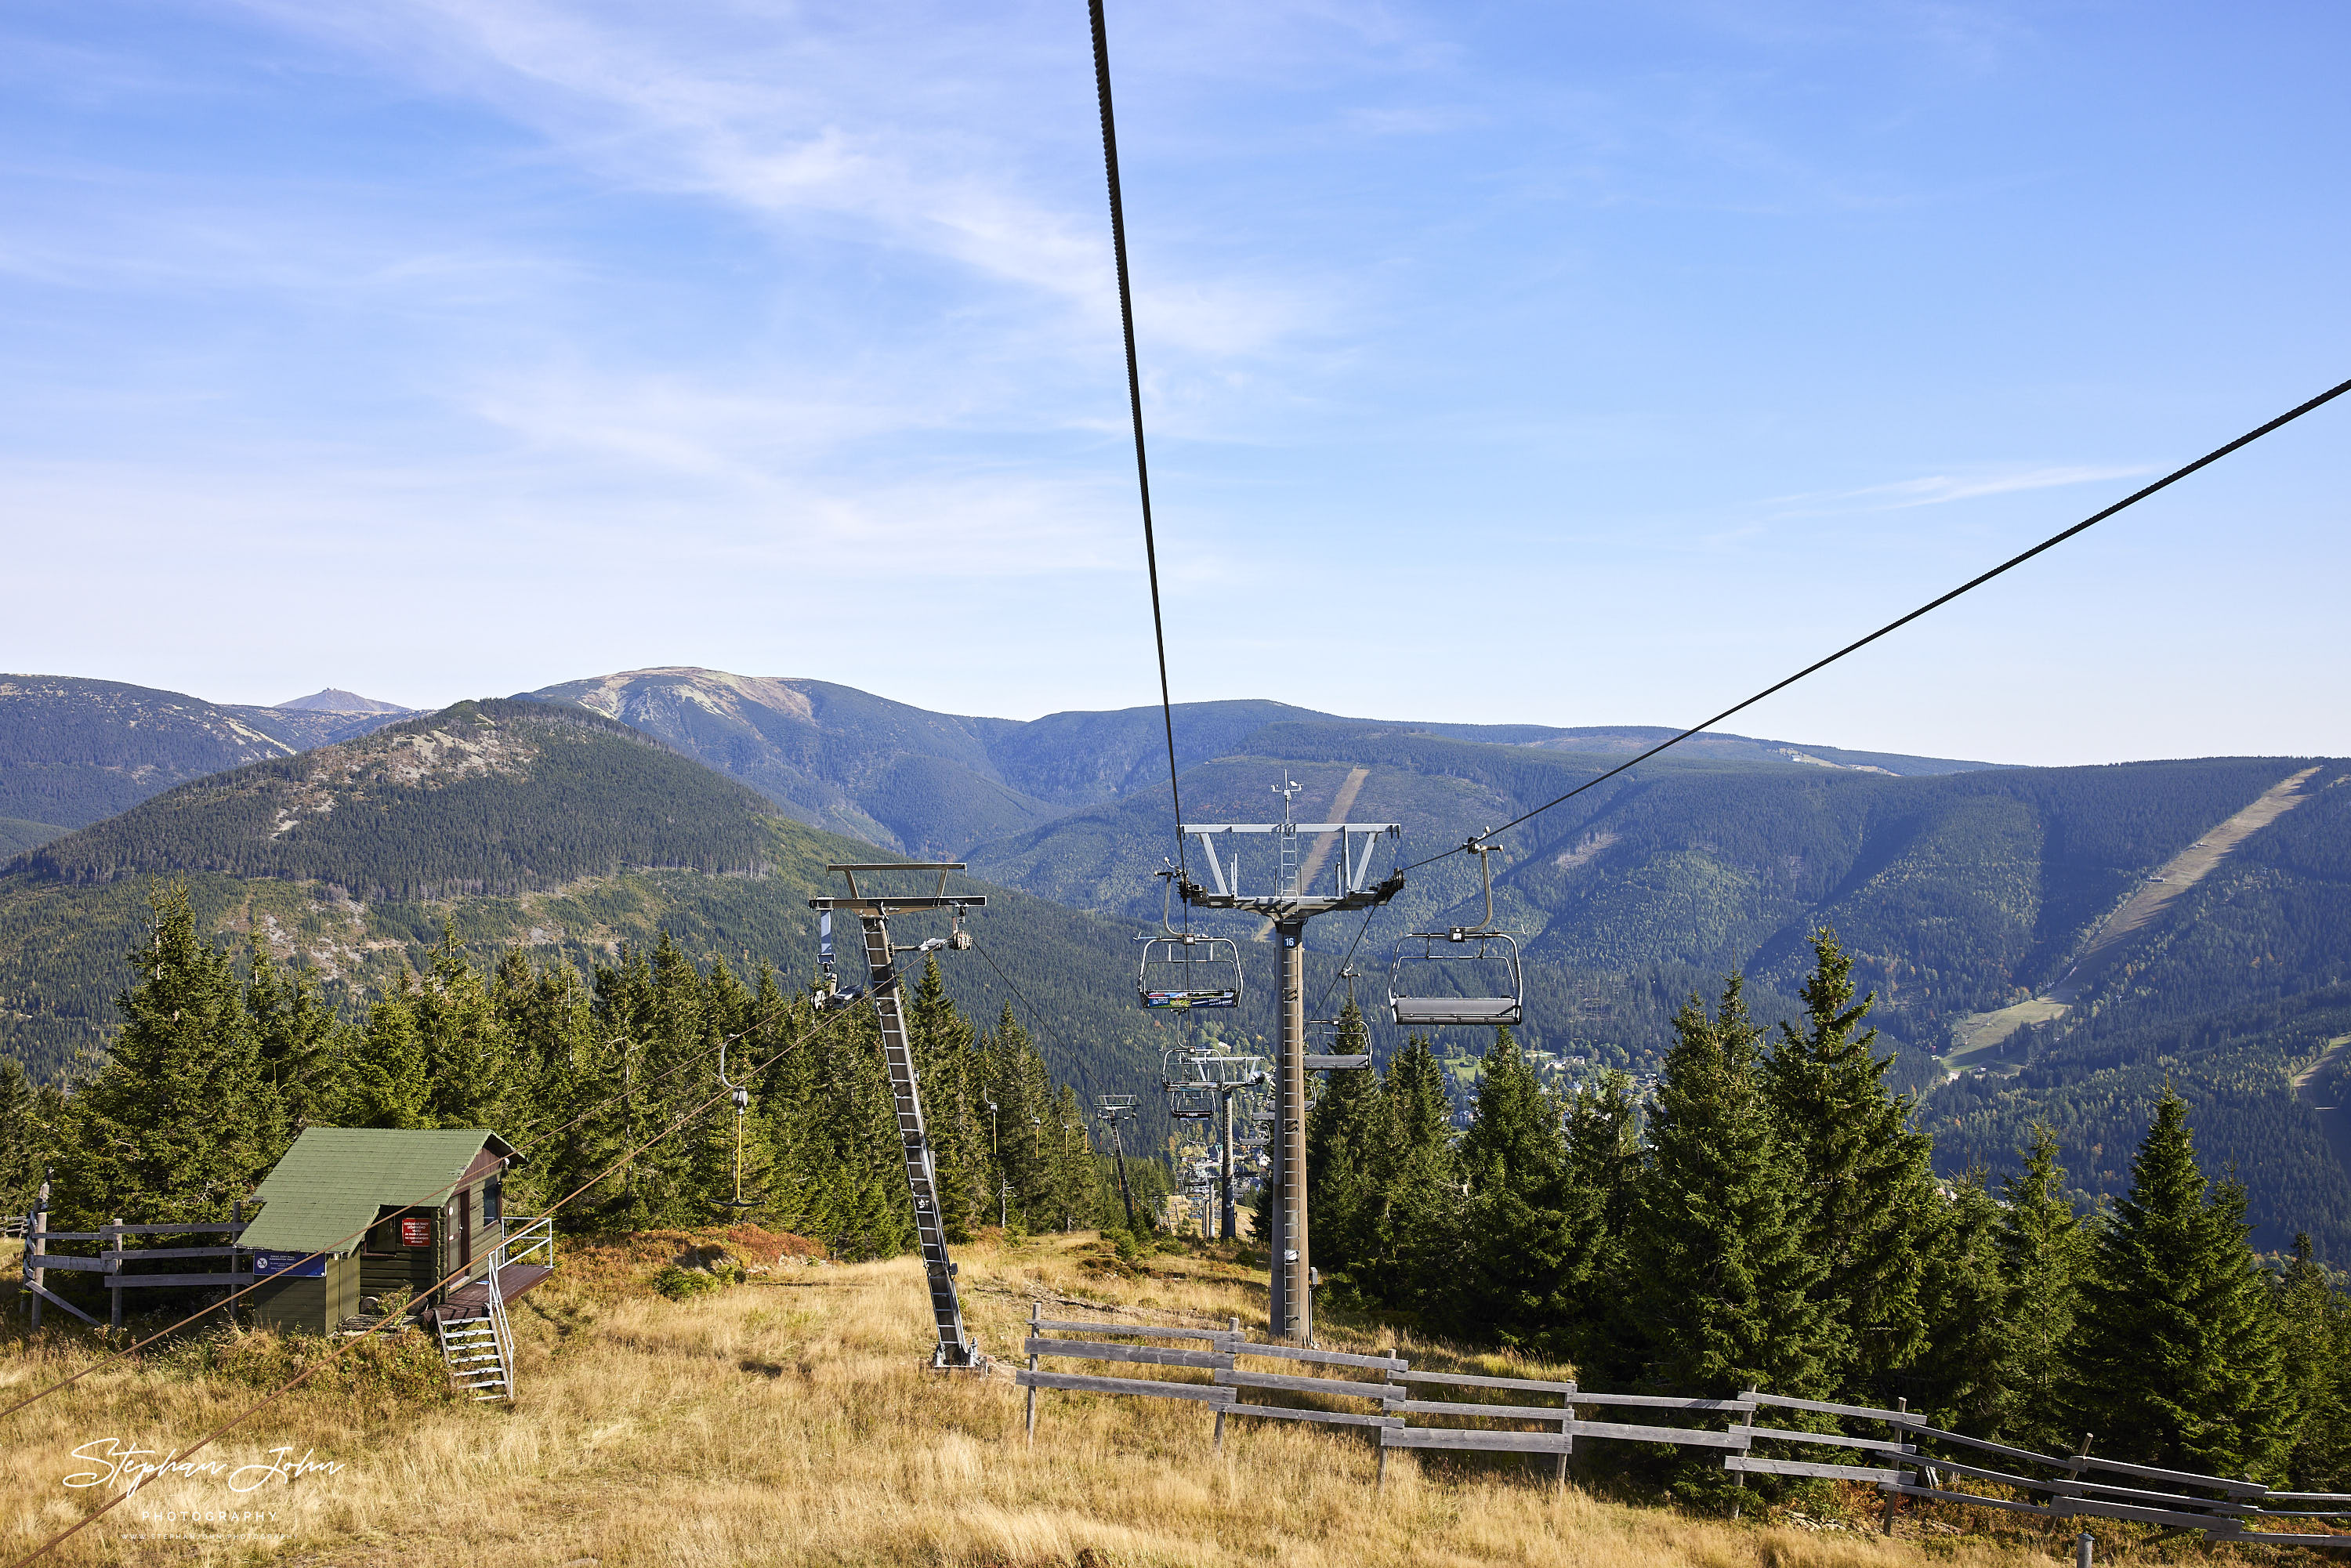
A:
[0,674,412,837]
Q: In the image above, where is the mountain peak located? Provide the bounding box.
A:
[274,687,409,714]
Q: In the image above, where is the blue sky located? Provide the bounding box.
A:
[2,1,2345,765]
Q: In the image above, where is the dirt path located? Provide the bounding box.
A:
[1252,766,1371,943]
[2050,765,2320,1003]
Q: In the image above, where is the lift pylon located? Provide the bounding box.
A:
[1176,777,1403,1342]
[810,864,987,1371]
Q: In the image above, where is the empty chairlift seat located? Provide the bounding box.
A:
[1386,842,1525,1028]
[1137,934,1243,1010]
[1386,929,1525,1028]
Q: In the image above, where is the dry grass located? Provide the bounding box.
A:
[0,1229,2290,1566]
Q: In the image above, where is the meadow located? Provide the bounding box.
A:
[0,1230,2302,1566]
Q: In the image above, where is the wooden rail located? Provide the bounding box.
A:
[20,1200,250,1332]
[1019,1324,2351,1547]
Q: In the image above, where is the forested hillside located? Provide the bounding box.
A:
[1926,773,2351,1253]
[964,732,2351,1253]
[16,699,781,896]
[0,674,297,831]
[0,701,1206,1143]
[512,664,1989,858]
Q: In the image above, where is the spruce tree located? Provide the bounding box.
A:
[980,1006,1054,1229]
[1305,1002,1383,1277]
[0,1056,42,1215]
[412,929,518,1130]
[245,943,346,1133]
[1998,1124,2085,1452]
[1627,977,1832,1400]
[1560,1070,1645,1380]
[492,948,603,1215]
[1320,1034,1456,1316]
[1763,929,1933,1397]
[56,882,286,1228]
[1908,1172,2011,1433]
[2275,1233,2351,1490]
[340,982,430,1129]
[2065,1089,2291,1478]
[1443,1028,1596,1358]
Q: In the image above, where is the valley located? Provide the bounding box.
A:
[7,667,2351,1255]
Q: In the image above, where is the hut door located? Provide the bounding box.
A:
[457,1196,472,1272]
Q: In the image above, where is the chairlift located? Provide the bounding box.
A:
[1161,1047,1222,1120]
[1136,870,1241,1009]
[1387,840,1525,1028]
[1138,936,1241,1009]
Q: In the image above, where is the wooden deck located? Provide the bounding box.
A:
[430,1264,553,1321]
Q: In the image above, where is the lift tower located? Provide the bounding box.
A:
[810,863,987,1371]
[1177,777,1402,1342]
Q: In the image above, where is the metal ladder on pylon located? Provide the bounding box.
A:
[857,914,981,1368]
[436,1253,514,1401]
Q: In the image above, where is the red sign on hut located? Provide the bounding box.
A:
[400,1217,432,1247]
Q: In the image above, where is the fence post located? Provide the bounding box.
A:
[27,1167,48,1331]
[107,1216,121,1334]
[1881,1396,1911,1534]
[2074,1531,2094,1567]
[1728,1385,1757,1518]
[1214,1316,1237,1454]
[1556,1379,1576,1490]
[225,1200,242,1327]
[1023,1302,1040,1447]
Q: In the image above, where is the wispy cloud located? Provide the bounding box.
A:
[1765,462,2153,514]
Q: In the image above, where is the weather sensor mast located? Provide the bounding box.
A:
[809,864,986,1371]
[1176,775,1403,1342]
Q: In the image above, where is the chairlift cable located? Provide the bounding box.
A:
[1402,374,2351,875]
[1312,903,1382,1021]
[3,1010,847,1568]
[0,980,857,1427]
[1088,0,1190,895]
[968,933,1110,1111]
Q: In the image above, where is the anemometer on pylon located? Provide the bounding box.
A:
[809,863,987,1372]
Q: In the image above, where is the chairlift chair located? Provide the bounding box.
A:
[1386,840,1526,1028]
[1136,934,1242,1010]
[1136,868,1243,1010]
[1161,1046,1226,1121]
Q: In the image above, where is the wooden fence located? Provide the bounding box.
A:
[1016,1316,2351,1548]
[19,1182,250,1331]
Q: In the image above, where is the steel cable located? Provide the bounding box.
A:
[0,985,844,1426]
[3,1009,853,1568]
[1088,0,1190,892]
[1404,375,2351,873]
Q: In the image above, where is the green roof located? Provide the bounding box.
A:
[241,1128,514,1255]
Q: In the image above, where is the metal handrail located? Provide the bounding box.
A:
[494,1215,555,1270]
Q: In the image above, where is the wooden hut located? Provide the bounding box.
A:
[239,1128,548,1334]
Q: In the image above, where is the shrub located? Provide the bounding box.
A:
[651,1264,726,1301]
